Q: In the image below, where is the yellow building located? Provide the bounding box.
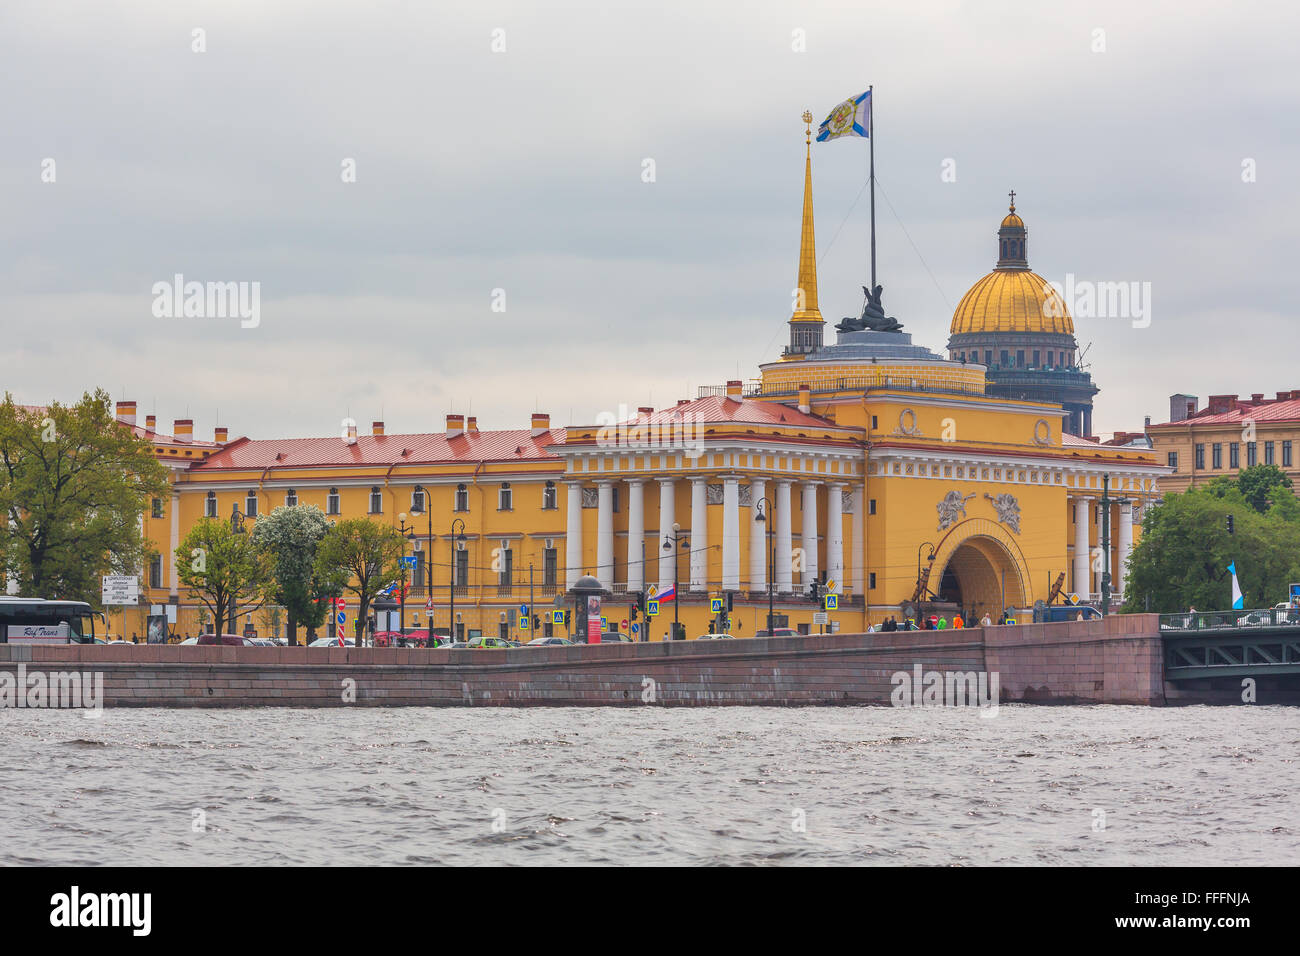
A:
[111,119,1167,640]
[1146,391,1300,495]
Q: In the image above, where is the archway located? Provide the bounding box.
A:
[928,518,1031,621]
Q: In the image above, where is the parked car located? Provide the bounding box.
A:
[755,628,798,637]
[196,633,255,646]
[592,631,632,644]
[178,637,198,645]
[525,636,574,646]
[695,633,735,640]
[467,636,513,649]
[443,641,470,650]
[1236,610,1271,626]
[307,637,355,647]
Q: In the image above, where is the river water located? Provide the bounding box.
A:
[2,705,1296,866]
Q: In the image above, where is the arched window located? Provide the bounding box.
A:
[245,490,258,518]
[498,482,512,511]
[411,485,425,514]
[285,488,298,507]
[542,480,557,510]
[205,491,217,518]
[327,487,340,515]
[455,483,468,512]
[369,486,382,514]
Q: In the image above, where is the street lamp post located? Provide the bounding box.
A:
[450,517,466,642]
[397,513,416,641]
[661,522,688,640]
[228,502,246,637]
[755,497,775,634]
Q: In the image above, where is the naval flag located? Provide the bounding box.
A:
[1229,561,1245,610]
[816,90,871,142]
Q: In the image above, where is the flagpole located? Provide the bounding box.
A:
[868,85,876,290]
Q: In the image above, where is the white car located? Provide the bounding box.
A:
[308,637,355,647]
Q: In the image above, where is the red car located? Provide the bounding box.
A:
[196,633,255,646]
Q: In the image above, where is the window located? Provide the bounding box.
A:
[413,550,425,588]
[498,482,512,511]
[1167,452,1178,471]
[245,490,258,518]
[871,416,878,430]
[455,483,468,512]
[1247,442,1257,467]
[1212,444,1222,469]
[612,486,620,513]
[1285,441,1293,468]
[1032,350,1040,367]
[454,549,469,588]
[1230,442,1240,468]
[1016,350,1025,367]
[543,547,557,586]
[1194,444,1205,470]
[1264,441,1275,466]
[369,486,382,514]
[285,488,298,507]
[151,497,163,519]
[984,350,992,366]
[869,572,877,589]
[1046,351,1054,368]
[411,486,425,513]
[868,499,877,515]
[205,492,217,518]
[149,555,162,589]
[1000,350,1009,367]
[542,481,557,510]
[327,487,340,515]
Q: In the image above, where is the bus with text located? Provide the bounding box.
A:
[0,596,100,644]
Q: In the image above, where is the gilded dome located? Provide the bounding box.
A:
[949,195,1073,335]
[950,269,1073,335]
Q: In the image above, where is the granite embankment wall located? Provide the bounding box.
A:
[0,614,1165,707]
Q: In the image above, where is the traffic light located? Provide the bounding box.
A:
[532,614,540,631]
[1227,514,1235,534]
[725,591,734,611]
[808,580,821,603]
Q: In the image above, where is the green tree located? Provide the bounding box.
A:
[0,390,169,603]
[1123,485,1300,613]
[251,505,334,646]
[176,518,270,636]
[313,518,405,645]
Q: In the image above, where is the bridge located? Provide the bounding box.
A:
[1160,607,1300,680]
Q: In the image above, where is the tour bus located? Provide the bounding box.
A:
[0,596,100,644]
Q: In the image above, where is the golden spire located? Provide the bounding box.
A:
[791,110,823,324]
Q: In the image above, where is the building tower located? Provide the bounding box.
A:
[787,111,825,356]
[947,194,1099,437]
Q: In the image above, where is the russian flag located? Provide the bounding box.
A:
[657,582,676,603]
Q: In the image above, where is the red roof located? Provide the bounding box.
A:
[194,428,568,471]
[631,395,841,430]
[1149,397,1300,427]
[131,424,220,448]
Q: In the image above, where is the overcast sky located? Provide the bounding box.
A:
[4,0,1297,441]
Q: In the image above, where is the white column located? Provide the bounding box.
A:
[826,483,844,594]
[850,486,865,597]
[1117,501,1134,600]
[565,482,583,588]
[775,479,793,592]
[596,480,614,590]
[690,477,708,590]
[722,476,740,591]
[168,488,181,596]
[657,478,676,591]
[1073,496,1092,599]
[749,479,768,593]
[626,479,645,592]
[801,481,819,586]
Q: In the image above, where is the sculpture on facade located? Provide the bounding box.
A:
[937,490,975,531]
[985,492,1022,534]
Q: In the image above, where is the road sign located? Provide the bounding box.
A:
[647,599,660,616]
[1068,593,1080,605]
[600,616,607,629]
[425,600,434,611]
[825,593,838,611]
[647,585,658,598]
[518,613,529,631]
[631,622,640,635]
[401,555,417,569]
[336,612,346,625]
[814,611,828,625]
[101,575,139,606]
[710,597,723,613]
[621,619,629,630]
[554,610,566,625]
[520,604,529,616]
[826,578,837,593]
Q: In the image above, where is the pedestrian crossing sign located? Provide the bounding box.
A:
[710,597,723,613]
[647,599,660,616]
[825,593,838,610]
[553,610,566,626]
[600,616,607,629]
[519,613,530,630]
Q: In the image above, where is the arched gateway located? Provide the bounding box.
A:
[928,518,1031,618]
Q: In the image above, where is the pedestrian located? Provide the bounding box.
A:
[952,614,964,629]
[980,613,992,627]
[937,616,948,630]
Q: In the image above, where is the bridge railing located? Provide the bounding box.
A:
[1160,607,1300,632]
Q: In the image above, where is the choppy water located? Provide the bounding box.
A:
[2,705,1296,865]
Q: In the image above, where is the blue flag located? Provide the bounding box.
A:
[816,90,871,142]
[1228,561,1244,610]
